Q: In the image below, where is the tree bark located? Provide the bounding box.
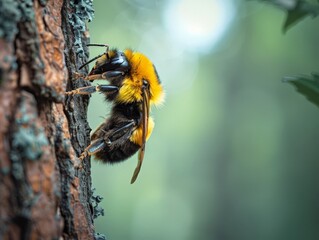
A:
[0,0,101,239]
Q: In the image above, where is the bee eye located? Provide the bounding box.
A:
[143,80,149,87]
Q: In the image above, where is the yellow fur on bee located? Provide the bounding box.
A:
[94,54,107,69]
[116,49,165,105]
[130,117,155,146]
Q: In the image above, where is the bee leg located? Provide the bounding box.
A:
[96,85,119,94]
[66,85,119,96]
[108,120,136,143]
[72,71,86,80]
[65,85,99,95]
[84,74,104,81]
[72,70,126,82]
[79,120,135,160]
[79,138,109,160]
[71,71,99,81]
[102,71,125,80]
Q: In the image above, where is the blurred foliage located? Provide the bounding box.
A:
[284,73,319,108]
[282,1,319,32]
[254,0,319,32]
[255,0,319,108]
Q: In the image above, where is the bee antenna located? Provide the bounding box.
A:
[79,44,110,70]
[87,44,110,57]
[87,43,109,50]
[79,53,104,70]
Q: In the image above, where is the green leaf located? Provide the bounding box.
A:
[283,73,319,108]
[283,1,319,32]
[250,0,319,32]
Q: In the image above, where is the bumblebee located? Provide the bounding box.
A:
[66,44,164,183]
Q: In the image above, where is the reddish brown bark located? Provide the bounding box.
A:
[0,0,96,239]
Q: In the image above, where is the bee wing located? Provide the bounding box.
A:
[130,86,150,184]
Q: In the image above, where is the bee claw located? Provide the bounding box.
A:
[74,158,83,170]
[74,163,83,170]
[73,71,86,80]
[79,151,87,160]
[74,151,88,169]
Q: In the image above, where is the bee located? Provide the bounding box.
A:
[66,44,164,183]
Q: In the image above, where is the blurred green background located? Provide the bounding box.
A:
[87,0,319,239]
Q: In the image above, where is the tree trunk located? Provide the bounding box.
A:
[0,0,101,239]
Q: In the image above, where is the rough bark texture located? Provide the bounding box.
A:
[0,0,101,239]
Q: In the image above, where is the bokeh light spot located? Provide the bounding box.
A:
[164,0,236,53]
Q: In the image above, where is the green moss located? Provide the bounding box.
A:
[94,233,107,240]
[0,0,35,41]
[4,55,18,71]
[0,0,21,41]
[38,0,47,7]
[91,188,104,219]
[91,189,106,239]
[1,166,10,175]
[11,95,49,162]
[17,0,34,21]
[69,0,94,56]
[12,127,48,161]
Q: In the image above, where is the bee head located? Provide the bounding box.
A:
[117,49,165,106]
[89,49,130,76]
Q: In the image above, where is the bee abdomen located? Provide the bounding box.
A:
[94,141,140,164]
